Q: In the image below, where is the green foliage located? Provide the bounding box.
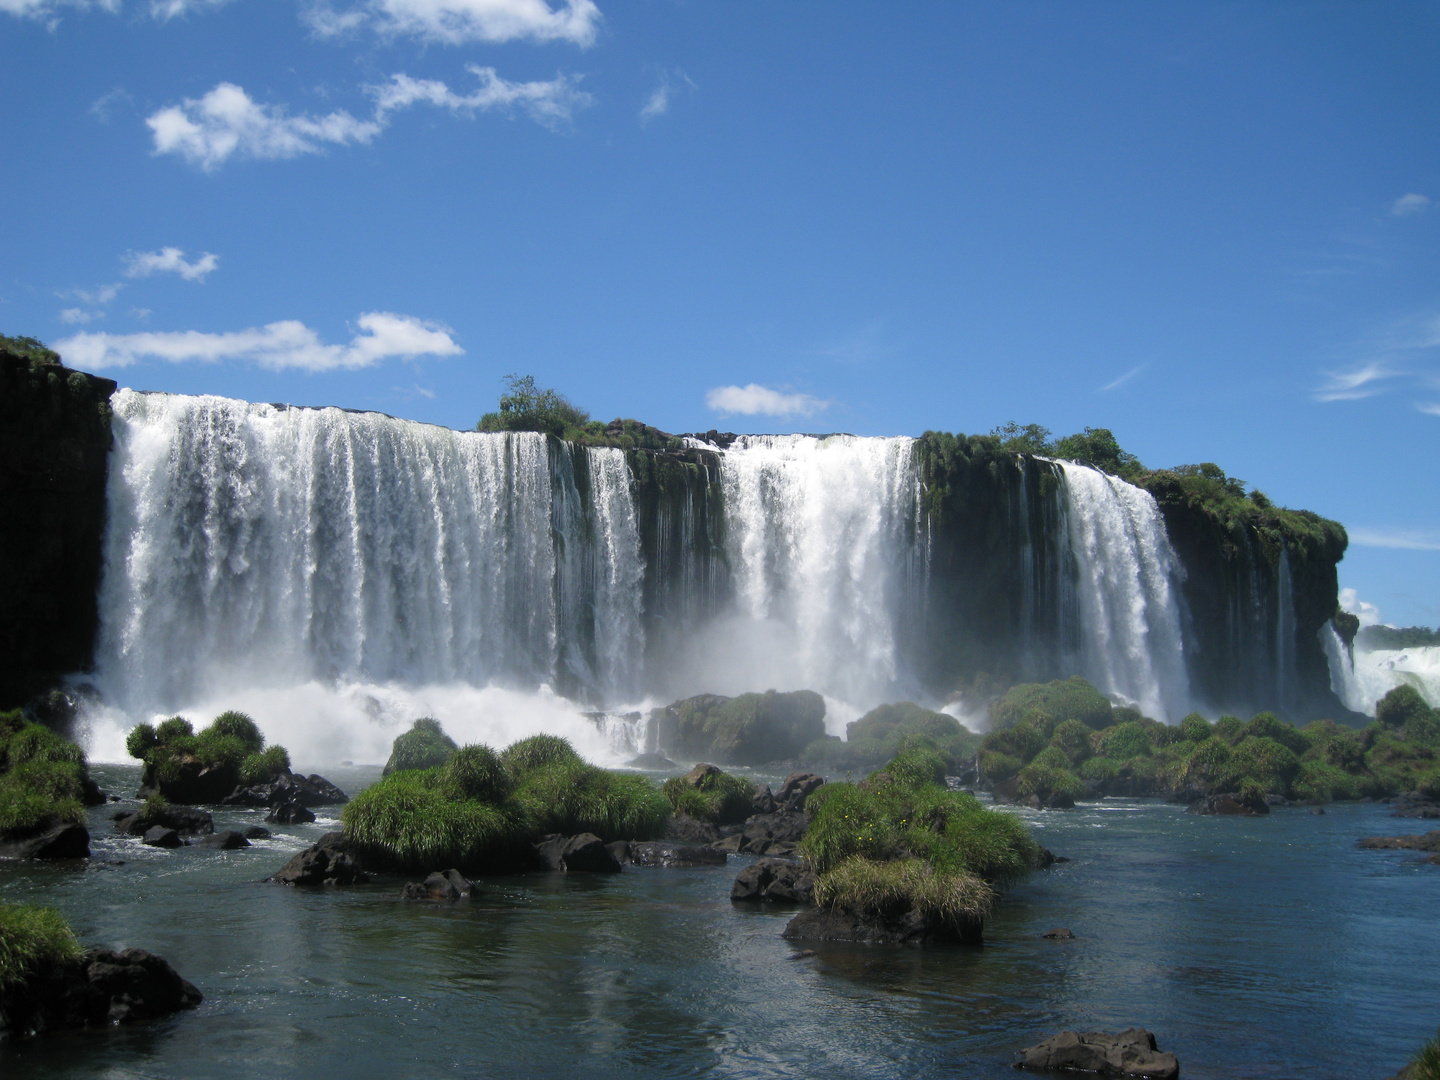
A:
[821,701,980,775]
[1178,713,1212,743]
[500,734,583,776]
[1051,427,1145,481]
[1377,686,1436,731]
[1227,736,1301,793]
[128,711,288,799]
[0,715,90,835]
[882,742,948,789]
[977,749,1022,783]
[154,716,194,744]
[384,717,459,775]
[1048,718,1094,765]
[1291,759,1370,803]
[206,711,264,754]
[1405,1027,1440,1080]
[1243,712,1311,756]
[0,334,61,366]
[0,904,83,990]
[1213,715,1245,745]
[1078,756,1119,783]
[477,374,590,440]
[240,745,291,785]
[441,745,513,804]
[990,421,1054,455]
[990,677,1113,732]
[1358,624,1440,650]
[1094,720,1155,761]
[126,723,158,760]
[815,856,994,927]
[660,766,754,825]
[1014,755,1085,804]
[511,761,670,842]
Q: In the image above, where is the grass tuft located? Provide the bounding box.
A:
[0,904,83,990]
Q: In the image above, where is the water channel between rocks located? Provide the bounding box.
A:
[2,763,1436,1079]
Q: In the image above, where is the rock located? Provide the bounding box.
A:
[0,822,90,860]
[606,840,632,865]
[1392,792,1440,819]
[666,814,721,844]
[1016,1028,1178,1080]
[751,783,778,815]
[194,830,250,850]
[142,827,182,848]
[533,833,623,873]
[0,946,202,1037]
[1041,927,1076,939]
[1311,806,1326,815]
[776,772,825,810]
[269,835,369,886]
[629,841,728,868]
[137,756,238,806]
[1358,830,1440,852]
[650,690,827,766]
[730,857,815,903]
[625,752,680,770]
[223,772,348,808]
[115,804,213,837]
[243,826,272,840]
[265,801,316,825]
[1188,791,1269,816]
[402,869,472,901]
[709,835,744,854]
[782,904,981,946]
[735,808,809,855]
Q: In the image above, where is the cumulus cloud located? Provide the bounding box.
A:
[1339,587,1382,627]
[1348,528,1440,552]
[125,246,219,281]
[305,0,602,46]
[1314,362,1396,402]
[705,384,828,417]
[54,312,462,372]
[149,70,588,170]
[1392,193,1431,217]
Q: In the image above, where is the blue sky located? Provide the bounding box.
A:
[2,1,1437,626]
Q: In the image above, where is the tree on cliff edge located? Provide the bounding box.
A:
[477,374,590,439]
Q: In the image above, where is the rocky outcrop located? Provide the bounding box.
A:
[1016,1028,1178,1080]
[223,773,348,808]
[0,822,90,860]
[136,757,238,806]
[665,814,721,844]
[713,809,809,857]
[401,869,472,901]
[142,827,182,848]
[194,830,251,850]
[650,690,827,766]
[1188,791,1269,816]
[1358,830,1440,853]
[782,904,982,946]
[114,804,214,837]
[1391,792,1440,819]
[619,841,727,868]
[775,772,824,810]
[266,802,316,825]
[269,833,369,886]
[533,833,623,873]
[730,857,815,903]
[0,947,202,1037]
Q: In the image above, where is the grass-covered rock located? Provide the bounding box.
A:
[0,903,82,992]
[127,711,288,804]
[661,763,755,825]
[0,709,101,845]
[383,717,458,775]
[652,690,826,766]
[802,701,982,776]
[789,743,1043,943]
[344,727,670,873]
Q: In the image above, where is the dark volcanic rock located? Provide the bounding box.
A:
[730,857,815,903]
[629,841,728,868]
[270,834,369,886]
[223,772,348,808]
[243,826,272,840]
[1358,830,1440,853]
[194,830,250,850]
[775,772,824,810]
[142,827,182,848]
[750,783,777,815]
[137,756,238,806]
[402,869,472,901]
[0,947,202,1037]
[1041,927,1076,940]
[782,904,982,946]
[734,809,809,855]
[650,690,827,766]
[1392,792,1440,819]
[1188,791,1269,816]
[114,804,213,837]
[1016,1028,1178,1080]
[666,814,721,844]
[265,801,316,825]
[0,822,90,860]
[534,833,622,873]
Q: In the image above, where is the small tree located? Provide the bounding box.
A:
[477,374,589,439]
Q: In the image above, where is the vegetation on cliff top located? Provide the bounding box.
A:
[0,334,61,366]
[1359,624,1440,650]
[345,727,669,872]
[799,743,1042,930]
[0,904,83,990]
[0,709,96,837]
[126,711,290,802]
[977,677,1440,805]
[477,374,684,451]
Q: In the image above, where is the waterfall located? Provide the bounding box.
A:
[1057,462,1191,722]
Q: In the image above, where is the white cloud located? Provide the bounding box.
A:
[705,384,828,417]
[1392,193,1431,217]
[149,0,233,18]
[125,247,220,281]
[54,311,462,372]
[307,0,602,46]
[1348,528,1440,552]
[1339,587,1382,627]
[639,69,695,123]
[147,83,383,171]
[1417,402,1440,416]
[131,308,153,321]
[1100,363,1146,392]
[60,307,101,324]
[1314,362,1396,402]
[149,70,588,170]
[1,0,118,21]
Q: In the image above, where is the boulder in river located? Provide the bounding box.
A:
[269,833,369,886]
[0,947,202,1037]
[401,869,472,901]
[194,830,251,850]
[114,804,213,837]
[1391,792,1440,819]
[1188,791,1269,816]
[265,801,316,825]
[223,772,348,808]
[665,814,721,844]
[775,772,825,810]
[734,808,809,855]
[142,826,182,848]
[782,904,981,946]
[1358,830,1440,853]
[533,833,623,873]
[731,857,815,903]
[0,822,90,860]
[1015,1028,1178,1080]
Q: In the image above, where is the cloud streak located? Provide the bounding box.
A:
[705,384,828,417]
[1348,528,1440,552]
[1314,362,1396,402]
[125,247,219,281]
[148,70,590,170]
[1392,193,1431,217]
[54,312,462,372]
[305,0,602,46]
[1100,363,1145,392]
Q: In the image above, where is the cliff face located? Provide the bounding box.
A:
[0,350,115,709]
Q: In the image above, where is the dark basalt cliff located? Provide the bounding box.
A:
[0,348,115,710]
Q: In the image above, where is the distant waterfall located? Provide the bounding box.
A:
[1057,462,1191,721]
[96,390,645,712]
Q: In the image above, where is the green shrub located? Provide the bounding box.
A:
[1049,719,1093,765]
[1213,715,1245,745]
[125,723,158,760]
[1078,756,1118,783]
[1181,736,1234,790]
[981,715,1049,763]
[500,734,583,776]
[1365,731,1437,795]
[0,720,91,835]
[154,716,194,743]
[240,745,291,784]
[441,745,513,804]
[659,766,754,824]
[1404,1027,1440,1080]
[1178,713,1212,743]
[384,718,458,775]
[1244,712,1311,756]
[1095,721,1154,762]
[513,762,670,841]
[978,750,1023,783]
[989,677,1113,731]
[815,856,994,927]
[1014,760,1085,803]
[477,374,590,440]
[1377,686,1434,731]
[206,711,264,754]
[0,905,83,990]
[1228,736,1301,794]
[883,742,948,788]
[1292,760,1370,802]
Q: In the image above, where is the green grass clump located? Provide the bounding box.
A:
[500,734,583,775]
[1403,1027,1440,1080]
[128,710,289,798]
[0,904,83,990]
[517,761,670,840]
[240,745,291,785]
[660,766,754,825]
[384,718,458,775]
[808,702,982,775]
[0,711,92,836]
[815,856,994,927]
[989,677,1113,732]
[441,745,513,803]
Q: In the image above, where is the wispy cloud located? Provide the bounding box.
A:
[54,311,462,372]
[1418,402,1440,417]
[1314,361,1397,402]
[1348,528,1440,552]
[62,282,123,305]
[125,247,219,281]
[304,0,602,47]
[1,0,119,22]
[60,307,101,324]
[149,0,233,18]
[639,69,694,123]
[148,69,590,170]
[705,384,828,417]
[89,87,132,122]
[1392,193,1431,217]
[1100,363,1146,392]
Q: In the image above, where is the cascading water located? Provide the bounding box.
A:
[1057,461,1191,722]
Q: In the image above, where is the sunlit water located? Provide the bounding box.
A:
[3,765,1437,1078]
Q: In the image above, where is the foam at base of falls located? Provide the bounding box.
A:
[1325,630,1440,716]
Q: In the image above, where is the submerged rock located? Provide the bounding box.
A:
[782,904,981,946]
[1392,792,1440,819]
[626,841,727,868]
[626,752,680,770]
[0,822,90,860]
[194,830,251,850]
[0,947,202,1037]
[1358,830,1440,853]
[1016,1028,1178,1080]
[401,869,472,901]
[114,804,214,837]
[141,826,182,848]
[1188,791,1269,816]
[730,857,815,903]
[533,833,623,873]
